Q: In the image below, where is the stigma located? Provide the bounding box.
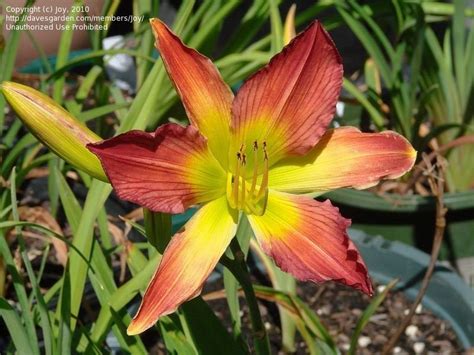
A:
[227,141,269,216]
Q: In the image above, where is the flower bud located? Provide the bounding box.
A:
[283,4,296,46]
[1,81,108,182]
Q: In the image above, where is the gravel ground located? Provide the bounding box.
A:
[204,278,464,354]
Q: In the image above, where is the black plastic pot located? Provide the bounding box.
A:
[323,189,474,261]
[350,229,474,349]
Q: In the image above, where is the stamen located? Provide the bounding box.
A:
[233,153,241,207]
[240,177,246,209]
[240,154,246,209]
[256,143,269,200]
[249,141,259,197]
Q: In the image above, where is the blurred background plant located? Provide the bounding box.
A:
[0,0,472,354]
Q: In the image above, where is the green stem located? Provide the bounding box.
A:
[221,239,271,355]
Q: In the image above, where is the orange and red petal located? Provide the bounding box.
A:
[248,191,373,295]
[230,21,343,167]
[127,197,238,335]
[88,123,226,214]
[150,19,233,168]
[269,127,417,194]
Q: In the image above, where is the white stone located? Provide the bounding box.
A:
[336,101,345,118]
[358,336,371,347]
[415,304,423,314]
[413,342,425,354]
[377,284,387,293]
[393,346,402,354]
[405,325,419,339]
[316,305,331,315]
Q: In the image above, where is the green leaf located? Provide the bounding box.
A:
[348,279,398,355]
[96,207,113,252]
[223,266,242,339]
[2,117,22,148]
[57,264,72,355]
[0,0,36,132]
[1,133,37,177]
[223,215,252,342]
[109,86,129,122]
[180,298,248,355]
[336,3,392,86]
[90,252,160,342]
[0,221,91,267]
[453,0,465,102]
[347,0,395,58]
[0,172,38,355]
[343,78,385,130]
[55,168,145,352]
[0,298,35,354]
[250,239,297,352]
[422,1,474,17]
[221,0,269,56]
[134,0,158,88]
[144,209,172,253]
[253,285,337,354]
[75,66,104,102]
[21,244,54,355]
[425,28,461,123]
[159,316,198,355]
[188,0,240,49]
[53,1,82,103]
[66,180,112,330]
[269,0,283,52]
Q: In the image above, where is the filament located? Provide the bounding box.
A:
[256,142,269,200]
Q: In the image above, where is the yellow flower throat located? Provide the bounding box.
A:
[226,141,269,216]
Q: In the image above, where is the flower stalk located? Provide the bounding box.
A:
[221,238,271,355]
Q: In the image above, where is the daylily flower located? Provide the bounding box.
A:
[88,19,416,335]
